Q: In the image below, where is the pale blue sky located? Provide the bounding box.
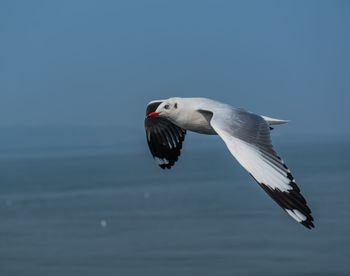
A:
[1,0,350,140]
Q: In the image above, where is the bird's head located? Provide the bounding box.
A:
[147,98,181,121]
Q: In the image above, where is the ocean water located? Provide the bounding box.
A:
[1,142,349,276]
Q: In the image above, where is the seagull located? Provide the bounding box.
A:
[144,97,314,229]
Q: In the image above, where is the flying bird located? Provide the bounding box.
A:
[144,97,314,229]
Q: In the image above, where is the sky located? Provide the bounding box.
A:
[1,0,350,145]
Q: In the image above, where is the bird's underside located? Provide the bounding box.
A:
[144,98,314,229]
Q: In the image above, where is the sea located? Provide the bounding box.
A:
[1,141,349,276]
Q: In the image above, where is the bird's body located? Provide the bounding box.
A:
[144,97,314,229]
[163,98,220,134]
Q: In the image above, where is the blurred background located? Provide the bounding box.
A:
[1,1,350,275]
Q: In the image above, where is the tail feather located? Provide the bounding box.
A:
[261,116,289,126]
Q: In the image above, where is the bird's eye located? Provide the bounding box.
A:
[164,104,170,110]
[174,103,178,109]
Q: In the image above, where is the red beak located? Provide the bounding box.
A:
[147,111,160,118]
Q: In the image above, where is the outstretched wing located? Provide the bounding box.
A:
[204,108,314,229]
[145,101,186,169]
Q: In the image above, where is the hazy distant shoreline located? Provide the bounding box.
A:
[0,125,349,160]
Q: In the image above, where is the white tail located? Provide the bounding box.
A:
[261,115,289,126]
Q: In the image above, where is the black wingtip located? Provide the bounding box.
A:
[145,116,186,170]
[249,172,315,230]
[301,220,315,229]
[300,215,315,229]
[159,163,173,170]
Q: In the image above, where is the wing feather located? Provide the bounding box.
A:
[145,101,186,169]
[207,108,314,229]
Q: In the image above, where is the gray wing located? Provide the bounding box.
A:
[145,101,186,169]
[203,108,314,229]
